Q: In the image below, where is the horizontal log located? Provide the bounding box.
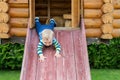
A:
[86,28,102,38]
[84,9,120,18]
[8,0,28,3]
[113,10,120,19]
[86,28,120,38]
[84,19,120,28]
[84,0,103,9]
[0,23,9,33]
[0,33,10,38]
[10,28,27,37]
[84,19,103,28]
[84,0,120,9]
[9,18,28,28]
[84,9,102,18]
[112,29,120,37]
[0,2,9,12]
[9,3,28,8]
[113,19,120,28]
[9,8,28,18]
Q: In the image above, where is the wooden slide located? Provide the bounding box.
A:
[20,19,91,80]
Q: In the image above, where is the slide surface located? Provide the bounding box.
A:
[20,19,91,80]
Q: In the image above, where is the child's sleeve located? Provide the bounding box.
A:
[53,38,61,53]
[37,41,44,55]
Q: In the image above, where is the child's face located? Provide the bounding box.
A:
[42,38,52,46]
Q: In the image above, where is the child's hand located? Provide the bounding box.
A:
[54,52,61,58]
[39,54,47,62]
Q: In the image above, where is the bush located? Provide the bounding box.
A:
[88,38,120,69]
[0,43,24,70]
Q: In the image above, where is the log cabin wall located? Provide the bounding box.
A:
[8,0,28,37]
[84,0,120,39]
[0,0,10,38]
[1,0,120,39]
[0,0,28,38]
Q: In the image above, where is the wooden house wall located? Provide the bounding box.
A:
[8,0,28,37]
[84,0,120,39]
[0,0,28,38]
[0,0,120,39]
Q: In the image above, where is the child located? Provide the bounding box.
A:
[35,17,61,62]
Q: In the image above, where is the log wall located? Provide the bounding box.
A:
[0,0,28,38]
[84,0,120,39]
[0,1,10,38]
[0,0,120,39]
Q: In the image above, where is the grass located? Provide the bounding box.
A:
[91,69,120,80]
[0,69,120,80]
[0,70,20,80]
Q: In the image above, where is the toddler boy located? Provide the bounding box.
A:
[35,17,61,62]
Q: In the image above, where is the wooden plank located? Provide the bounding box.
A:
[20,26,31,80]
[73,30,91,80]
[20,28,38,80]
[55,31,65,80]
[56,30,76,80]
[25,29,38,80]
[36,47,57,80]
[73,30,84,80]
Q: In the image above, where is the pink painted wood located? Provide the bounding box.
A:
[20,19,91,80]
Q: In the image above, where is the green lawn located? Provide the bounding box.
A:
[91,69,120,80]
[0,70,20,80]
[0,69,120,80]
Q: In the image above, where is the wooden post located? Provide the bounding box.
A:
[71,0,80,28]
[29,0,35,28]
